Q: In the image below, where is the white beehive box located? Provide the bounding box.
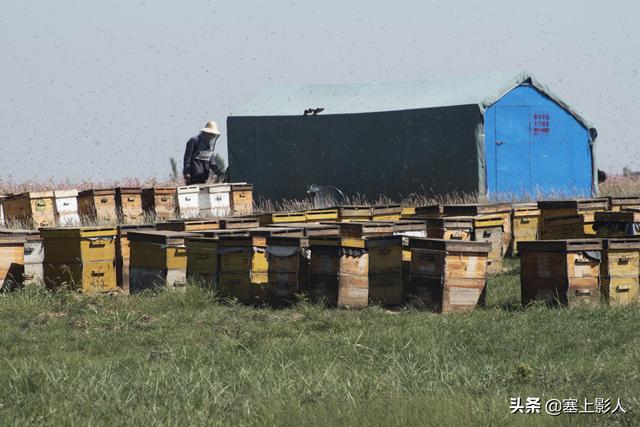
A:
[198,184,231,217]
[177,185,200,219]
[23,237,44,285]
[53,189,80,226]
[0,196,5,226]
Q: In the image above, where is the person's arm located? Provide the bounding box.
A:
[183,137,195,180]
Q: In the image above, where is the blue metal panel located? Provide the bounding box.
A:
[484,84,592,198]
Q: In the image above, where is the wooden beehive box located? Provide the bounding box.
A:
[332,221,395,238]
[371,204,402,221]
[128,230,196,293]
[425,217,474,240]
[594,211,640,238]
[408,238,491,313]
[338,206,373,222]
[538,199,609,238]
[157,218,221,232]
[141,187,177,220]
[511,203,540,254]
[411,205,443,219]
[609,196,640,212]
[601,238,640,305]
[0,195,5,226]
[77,189,117,223]
[0,236,26,290]
[230,183,253,215]
[266,235,311,306]
[176,185,200,219]
[305,208,340,223]
[1,229,43,286]
[219,216,261,229]
[40,226,117,292]
[2,191,56,228]
[308,236,403,307]
[53,189,80,226]
[116,224,155,293]
[115,187,144,224]
[268,222,341,237]
[259,211,307,226]
[472,215,504,274]
[185,235,219,288]
[443,203,512,256]
[519,239,602,307]
[401,206,416,219]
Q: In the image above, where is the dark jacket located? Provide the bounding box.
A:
[183,134,220,184]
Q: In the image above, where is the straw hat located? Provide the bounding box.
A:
[200,121,221,135]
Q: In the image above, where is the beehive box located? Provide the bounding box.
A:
[425,217,474,240]
[266,236,311,306]
[601,238,640,305]
[387,220,429,298]
[594,211,640,238]
[371,205,402,221]
[268,222,341,237]
[473,215,504,274]
[218,228,304,304]
[53,189,80,226]
[0,229,42,285]
[338,206,373,222]
[2,191,56,228]
[259,211,307,226]
[219,216,261,229]
[305,208,340,223]
[115,187,144,224]
[609,196,640,212]
[411,205,443,219]
[128,230,196,293]
[40,226,117,292]
[199,184,232,217]
[77,189,117,223]
[230,183,253,215]
[116,224,155,293]
[157,218,221,232]
[308,236,403,307]
[538,199,609,238]
[512,203,540,254]
[519,239,602,307]
[0,237,26,290]
[332,221,395,238]
[408,238,491,312]
[176,185,200,219]
[142,187,177,219]
[185,235,219,288]
[0,196,5,226]
[401,206,416,219]
[443,204,512,256]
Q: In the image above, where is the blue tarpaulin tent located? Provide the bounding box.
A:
[227,71,596,201]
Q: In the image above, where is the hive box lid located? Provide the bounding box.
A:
[177,185,200,194]
[518,239,603,252]
[39,226,117,238]
[443,203,511,216]
[426,216,474,227]
[414,205,442,216]
[115,187,142,195]
[266,235,310,247]
[603,238,640,250]
[594,211,640,223]
[117,224,155,236]
[9,191,55,199]
[127,230,199,245]
[408,237,491,253]
[142,187,176,195]
[609,196,640,206]
[248,227,305,237]
[309,235,402,248]
[376,220,427,233]
[195,229,251,238]
[219,217,261,229]
[371,204,402,215]
[538,198,609,210]
[78,188,116,196]
[199,184,231,193]
[331,221,395,237]
[230,183,253,191]
[53,189,78,198]
[338,206,373,216]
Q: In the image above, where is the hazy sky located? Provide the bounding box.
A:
[1,0,638,183]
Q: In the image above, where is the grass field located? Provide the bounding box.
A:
[1,259,638,426]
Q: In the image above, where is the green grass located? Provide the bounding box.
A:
[0,259,638,426]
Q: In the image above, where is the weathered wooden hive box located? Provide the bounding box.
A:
[408,238,490,313]
[401,206,416,219]
[230,183,253,215]
[538,199,609,239]
[185,235,220,288]
[77,189,118,223]
[142,187,177,220]
[176,185,200,219]
[519,239,602,307]
[0,236,26,290]
[53,189,80,226]
[268,222,341,237]
[511,203,540,254]
[443,203,512,256]
[1,229,43,286]
[425,217,474,240]
[2,191,56,228]
[218,227,304,304]
[601,238,640,305]
[0,196,5,226]
[411,205,443,220]
[41,226,117,292]
[115,187,144,224]
[219,216,261,229]
[472,215,504,274]
[338,206,373,222]
[305,208,340,223]
[157,218,221,232]
[593,211,640,238]
[116,224,155,293]
[128,230,196,293]
[609,196,640,212]
[198,184,232,217]
[308,235,403,308]
[332,221,395,238]
[371,205,402,221]
[259,211,307,226]
[386,220,429,297]
[266,235,311,306]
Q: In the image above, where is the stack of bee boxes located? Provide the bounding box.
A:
[443,204,512,256]
[199,184,232,217]
[266,235,311,306]
[308,235,403,307]
[40,227,118,292]
[53,190,80,226]
[601,238,640,305]
[594,211,640,238]
[519,239,602,307]
[142,187,177,219]
[128,230,194,293]
[0,235,26,290]
[425,217,474,240]
[1,229,43,286]
[230,183,253,215]
[511,203,540,255]
[538,199,609,239]
[176,185,200,219]
[609,196,640,212]
[78,189,118,223]
[115,187,144,223]
[116,224,155,293]
[408,238,491,312]
[2,191,56,228]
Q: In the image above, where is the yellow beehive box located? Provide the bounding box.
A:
[594,211,640,238]
[141,187,177,220]
[338,206,372,222]
[2,191,56,228]
[305,208,340,222]
[519,239,602,307]
[408,238,491,312]
[425,217,474,240]
[401,206,416,219]
[0,237,26,290]
[371,205,402,221]
[230,183,253,215]
[543,215,585,240]
[40,226,117,292]
[115,187,144,223]
[157,218,221,232]
[601,238,640,305]
[411,205,443,219]
[538,199,609,238]
[77,189,118,223]
[308,236,403,307]
[219,216,261,229]
[609,196,640,212]
[268,222,341,237]
[443,203,512,256]
[185,235,219,288]
[116,224,155,293]
[472,215,504,274]
[259,211,307,225]
[266,236,310,306]
[511,203,540,254]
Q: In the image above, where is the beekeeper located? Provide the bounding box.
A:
[183,121,223,185]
